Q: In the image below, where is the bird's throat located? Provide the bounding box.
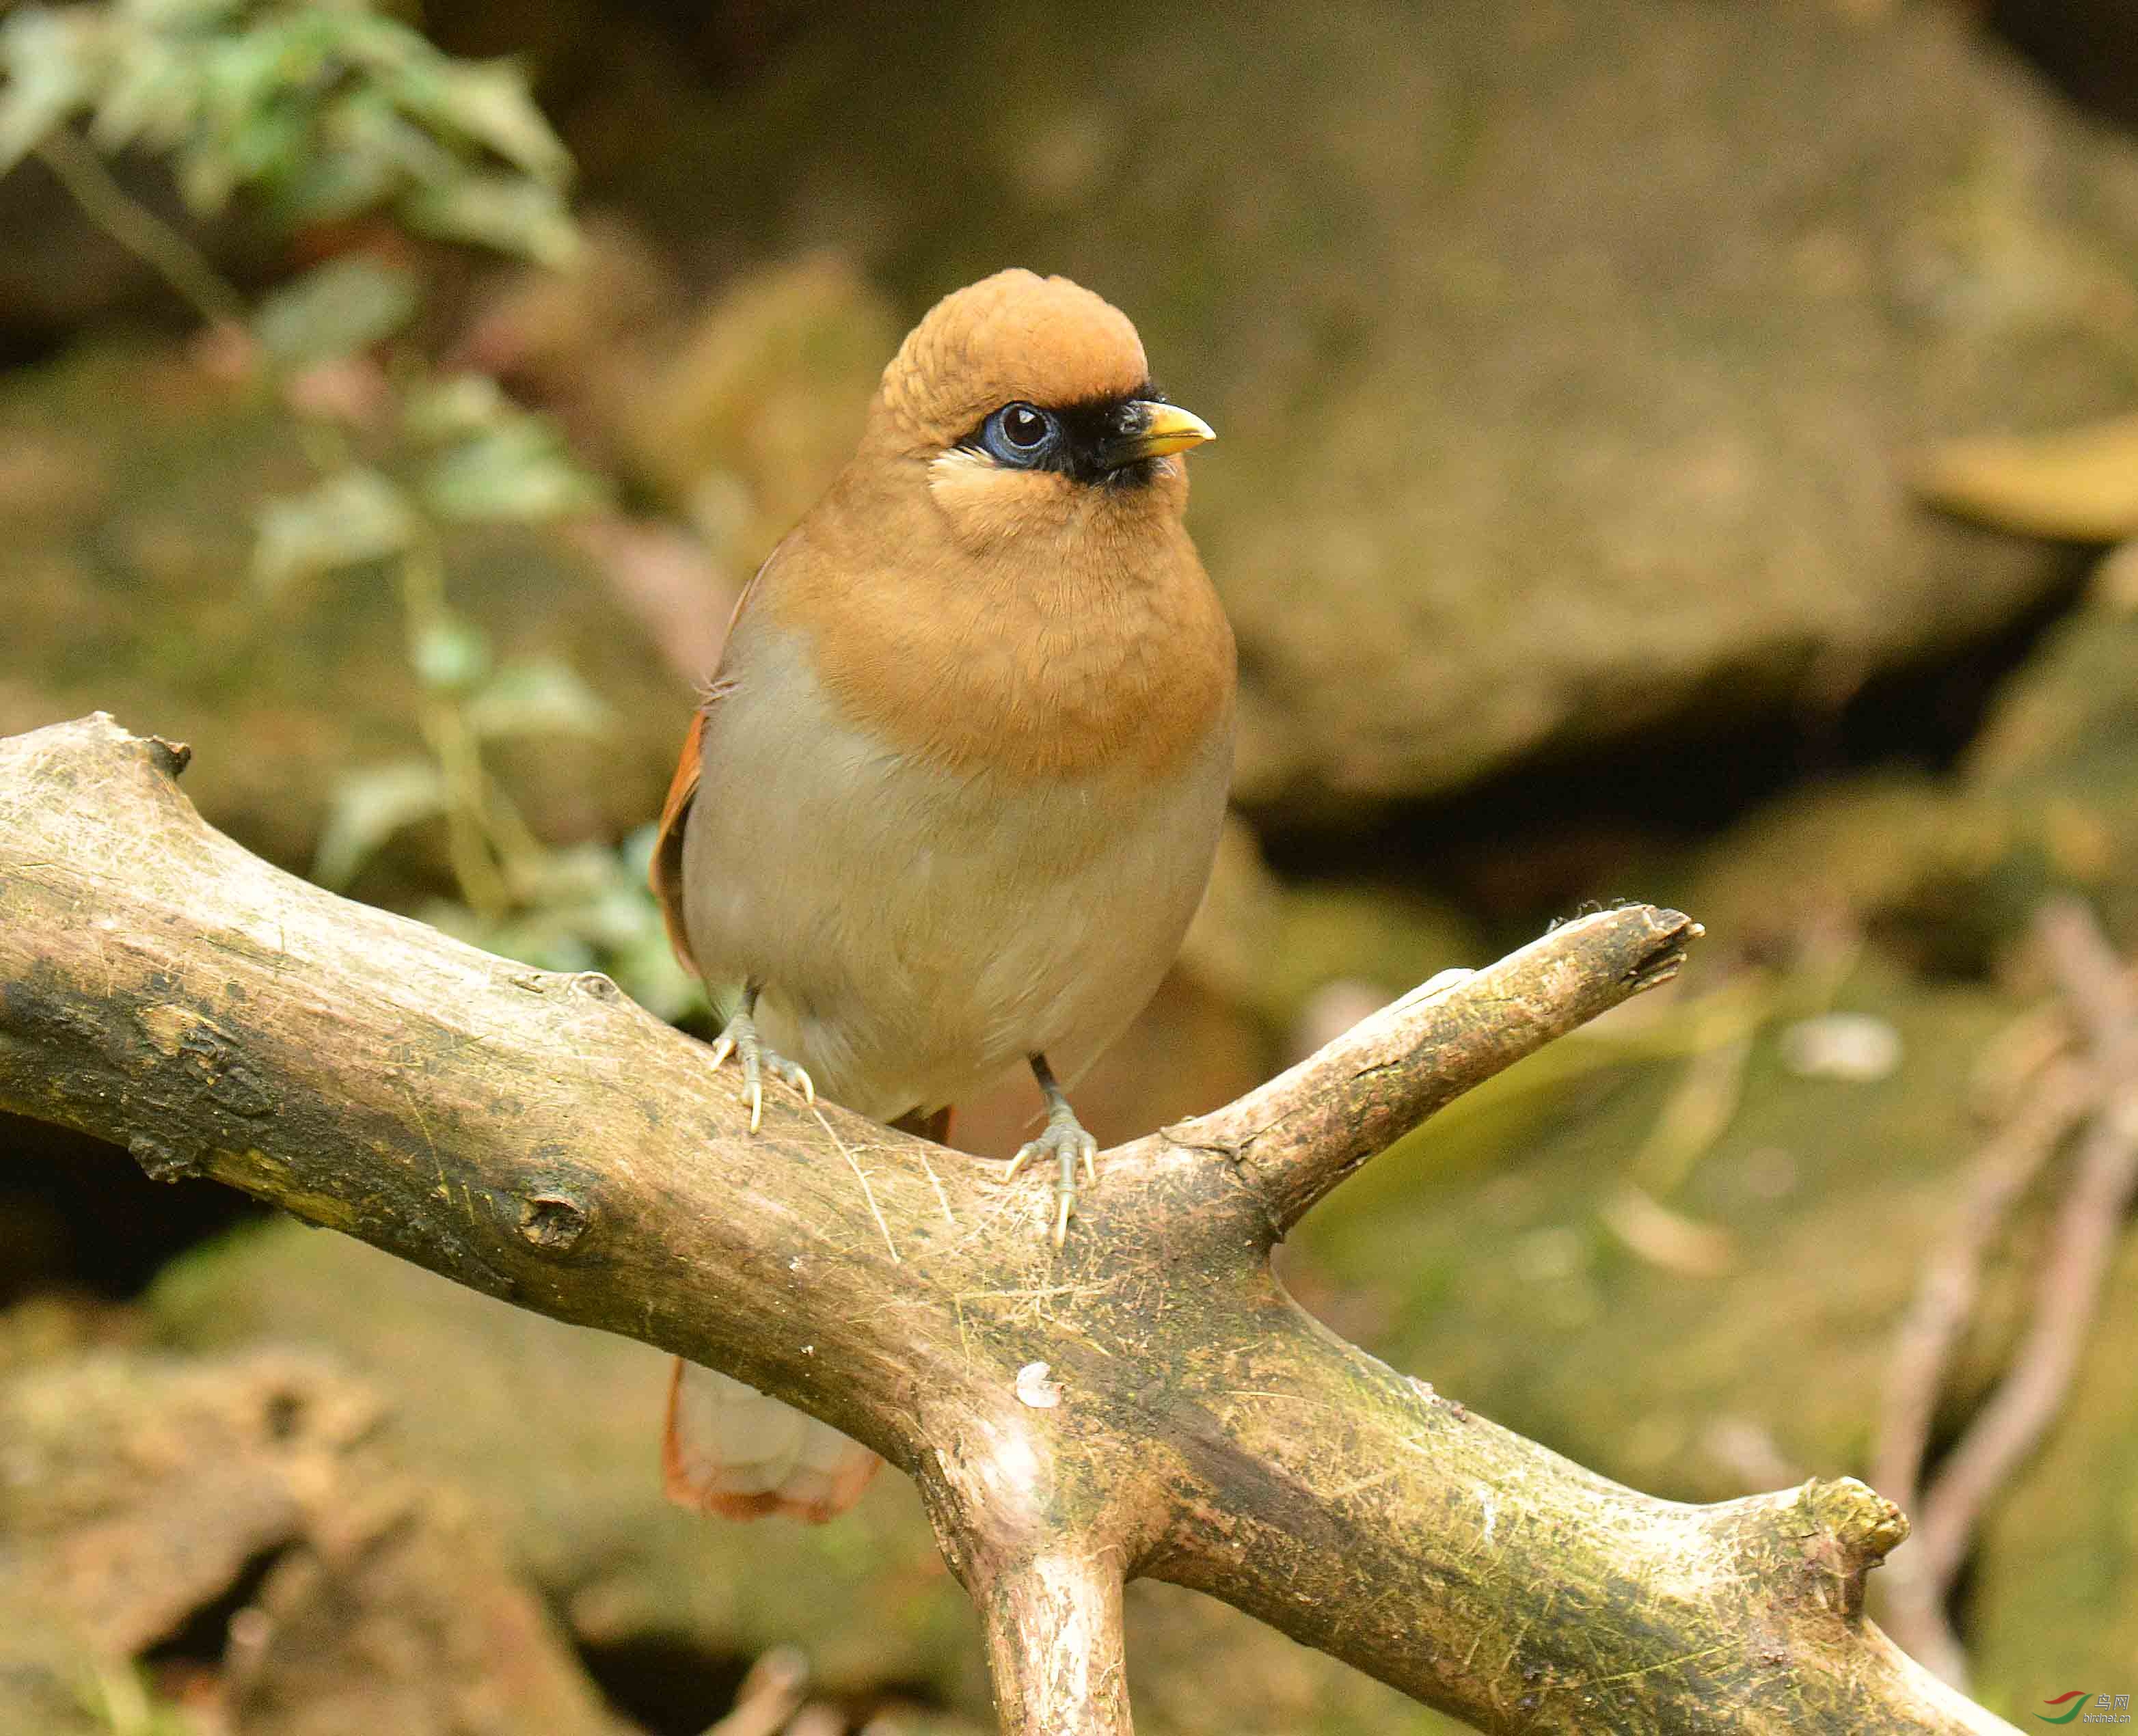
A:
[777,524,1235,786]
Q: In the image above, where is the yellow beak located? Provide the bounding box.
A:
[1105,401,1216,467]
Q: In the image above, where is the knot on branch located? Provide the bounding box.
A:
[141,1004,280,1124]
[129,1130,207,1184]
[148,733,193,779]
[1796,1476,1909,1616]
[517,1192,591,1253]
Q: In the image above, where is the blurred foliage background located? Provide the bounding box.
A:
[4,0,2138,1731]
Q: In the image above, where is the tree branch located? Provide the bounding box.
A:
[1165,910,1697,1236]
[977,1549,1132,1736]
[0,716,2017,1735]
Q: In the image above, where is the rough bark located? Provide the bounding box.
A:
[0,716,2016,1735]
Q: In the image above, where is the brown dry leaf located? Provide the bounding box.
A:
[1913,412,2138,541]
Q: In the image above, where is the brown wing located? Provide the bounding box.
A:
[647,540,796,977]
[649,708,705,975]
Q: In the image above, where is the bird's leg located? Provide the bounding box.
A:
[704,981,815,1134]
[1001,1053,1100,1247]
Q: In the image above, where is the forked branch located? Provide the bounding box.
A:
[0,717,2015,1735]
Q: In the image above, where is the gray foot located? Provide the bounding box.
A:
[705,1004,814,1133]
[1004,1103,1099,1248]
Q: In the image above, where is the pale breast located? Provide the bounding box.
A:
[678,614,1234,1122]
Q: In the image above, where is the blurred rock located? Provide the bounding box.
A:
[152,1222,991,1720]
[0,1350,373,1657]
[1964,593,2138,940]
[1264,884,1482,1027]
[226,1484,629,1736]
[1670,771,2020,971]
[1671,571,2138,973]
[0,1343,625,1735]
[0,1602,109,1736]
[584,0,2138,818]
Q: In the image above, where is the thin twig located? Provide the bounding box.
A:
[1870,1055,2095,1683]
[1886,898,2138,1687]
[704,1646,809,1736]
[1603,1030,1753,1276]
[33,128,249,330]
[1910,1091,2138,1587]
[1871,1059,2096,1517]
[2035,895,2138,1044]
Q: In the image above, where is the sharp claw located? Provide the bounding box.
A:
[705,1005,813,1131]
[1081,1142,1097,1189]
[1053,1192,1071,1248]
[1003,1148,1031,1184]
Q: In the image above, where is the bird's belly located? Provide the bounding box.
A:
[679,632,1231,1122]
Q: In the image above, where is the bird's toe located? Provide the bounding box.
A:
[705,1006,813,1133]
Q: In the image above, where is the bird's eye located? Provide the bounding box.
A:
[980,402,1057,465]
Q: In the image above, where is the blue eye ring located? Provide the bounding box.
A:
[980,402,1058,466]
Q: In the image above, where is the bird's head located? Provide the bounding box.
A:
[861,269,1214,552]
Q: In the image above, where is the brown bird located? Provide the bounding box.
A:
[649,268,1234,1521]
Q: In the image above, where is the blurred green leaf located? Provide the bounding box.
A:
[393,57,570,185]
[89,32,194,155]
[252,467,416,592]
[401,371,506,443]
[420,420,606,522]
[264,138,394,224]
[466,657,613,741]
[186,18,305,206]
[0,9,104,174]
[9,0,582,266]
[398,172,578,266]
[280,85,448,221]
[252,251,419,370]
[420,832,709,1022]
[312,758,447,889]
[411,614,492,692]
[128,0,245,32]
[253,253,418,369]
[172,126,233,208]
[216,87,307,191]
